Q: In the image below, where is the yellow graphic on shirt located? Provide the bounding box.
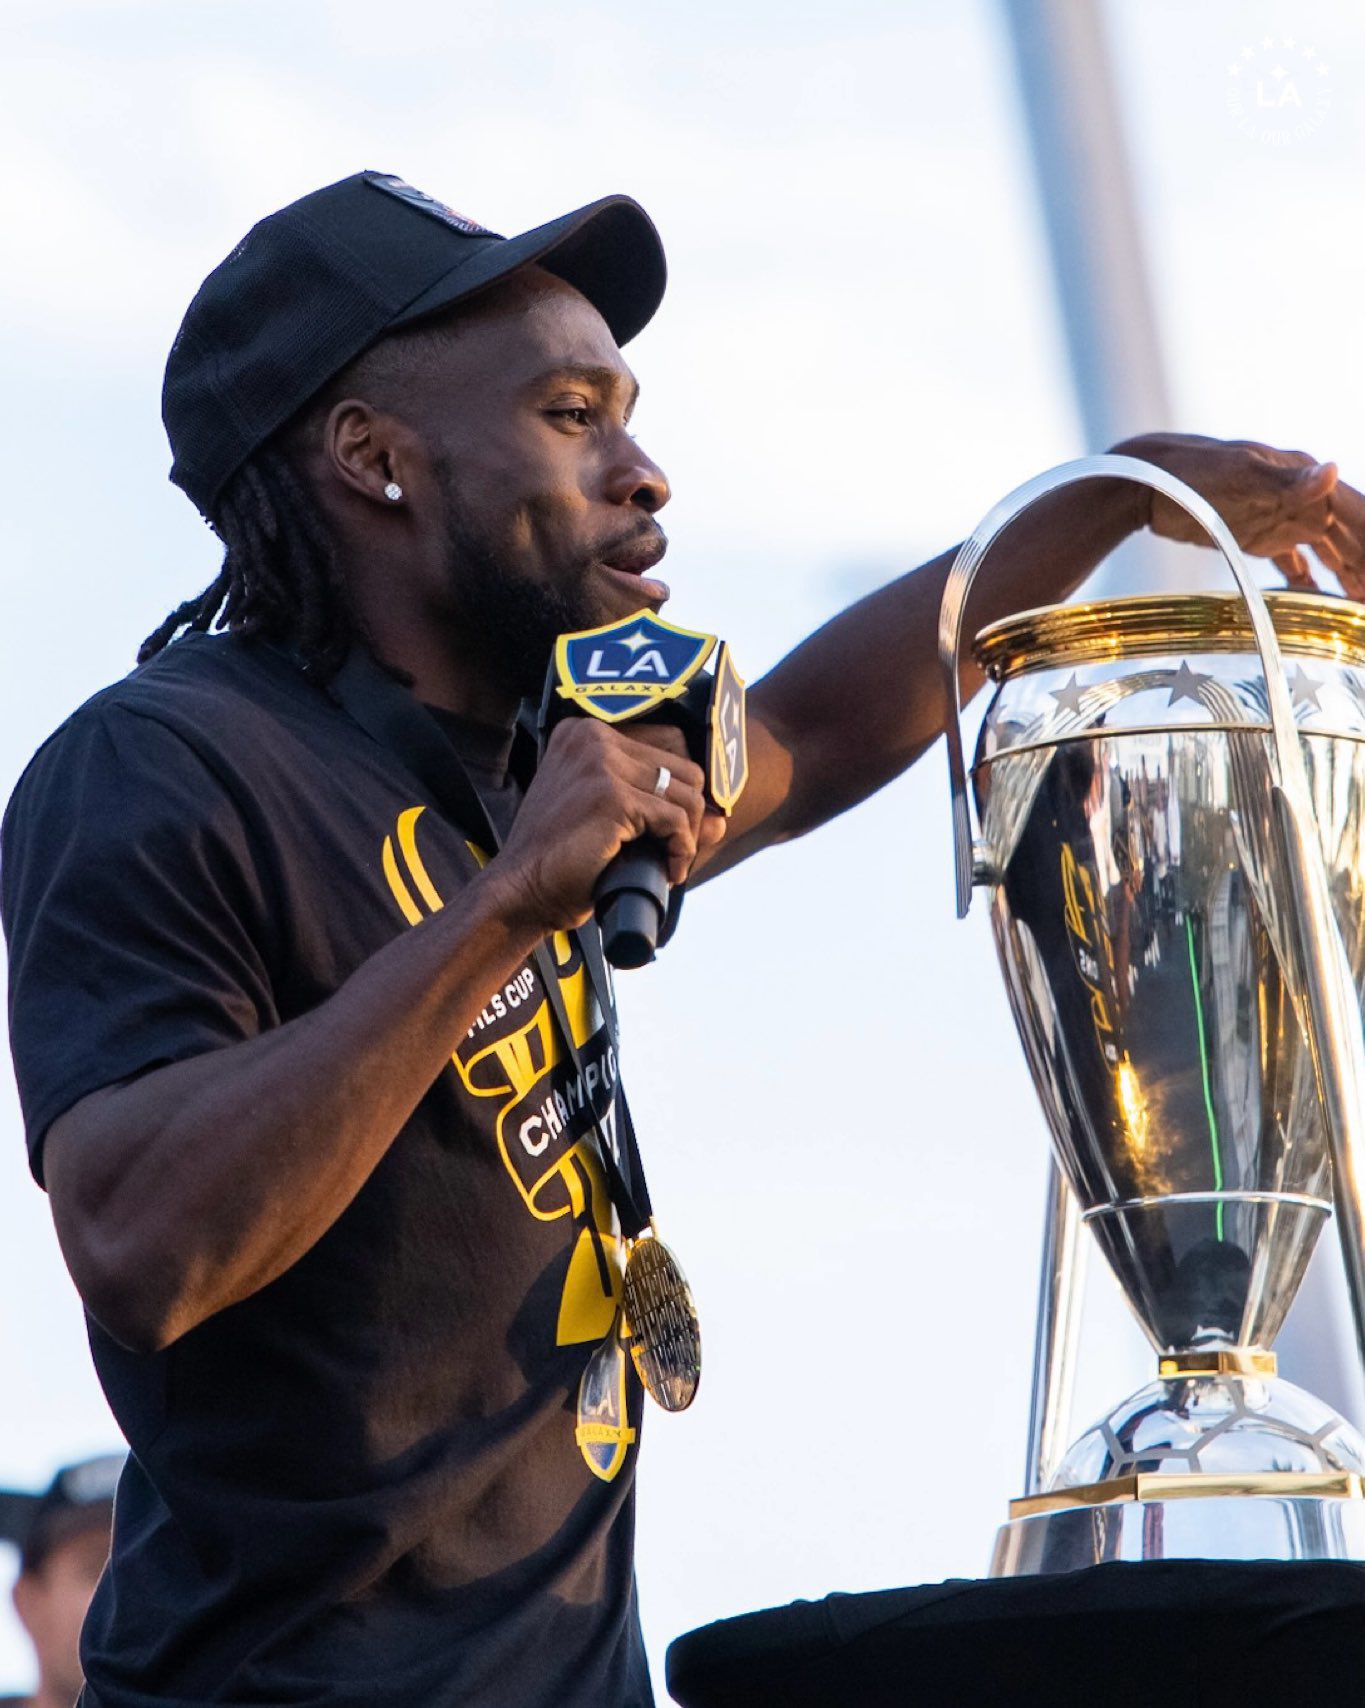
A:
[381,807,625,1362]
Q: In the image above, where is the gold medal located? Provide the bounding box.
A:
[621,1225,701,1412]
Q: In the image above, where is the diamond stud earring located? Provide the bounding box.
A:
[384,482,403,502]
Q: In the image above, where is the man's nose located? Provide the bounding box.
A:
[602,435,670,514]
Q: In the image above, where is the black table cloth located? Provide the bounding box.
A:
[666,1560,1365,1706]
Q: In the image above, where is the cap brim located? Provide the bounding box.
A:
[389,195,666,347]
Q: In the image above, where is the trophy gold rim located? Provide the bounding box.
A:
[973,589,1365,681]
[1008,1470,1365,1520]
[1156,1349,1278,1379]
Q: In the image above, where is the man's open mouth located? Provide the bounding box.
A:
[598,530,667,576]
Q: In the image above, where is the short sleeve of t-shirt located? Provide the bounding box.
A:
[2,702,281,1185]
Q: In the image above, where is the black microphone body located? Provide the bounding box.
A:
[592,839,671,970]
[541,614,748,969]
[585,687,705,968]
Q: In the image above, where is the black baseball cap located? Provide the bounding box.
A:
[162,170,668,521]
[0,1452,124,1573]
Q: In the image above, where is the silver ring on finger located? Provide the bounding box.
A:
[653,764,672,798]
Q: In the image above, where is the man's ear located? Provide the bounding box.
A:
[323,399,419,509]
[12,1568,36,1637]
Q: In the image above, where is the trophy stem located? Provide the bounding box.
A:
[1024,1160,1087,1495]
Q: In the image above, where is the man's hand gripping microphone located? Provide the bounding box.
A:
[540,611,748,969]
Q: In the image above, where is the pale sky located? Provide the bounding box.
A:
[3,0,1365,1693]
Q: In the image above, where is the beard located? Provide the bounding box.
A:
[435,460,604,700]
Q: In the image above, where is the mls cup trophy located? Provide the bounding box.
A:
[940,455,1365,1573]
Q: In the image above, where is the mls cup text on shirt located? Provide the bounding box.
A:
[466,966,540,1036]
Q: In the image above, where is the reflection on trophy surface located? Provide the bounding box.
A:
[940,456,1365,1575]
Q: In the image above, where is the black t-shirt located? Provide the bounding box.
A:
[1,634,651,1708]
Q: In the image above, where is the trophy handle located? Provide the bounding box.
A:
[941,453,1298,916]
[939,450,1365,1369]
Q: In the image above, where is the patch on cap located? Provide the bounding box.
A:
[364,172,502,239]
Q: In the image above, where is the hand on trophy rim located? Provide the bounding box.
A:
[1112,430,1365,603]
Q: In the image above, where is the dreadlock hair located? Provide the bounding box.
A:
[137,442,366,680]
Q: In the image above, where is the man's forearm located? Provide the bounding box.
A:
[44,708,717,1355]
[45,865,546,1352]
[712,472,1146,863]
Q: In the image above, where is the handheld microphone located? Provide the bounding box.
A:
[540,610,748,969]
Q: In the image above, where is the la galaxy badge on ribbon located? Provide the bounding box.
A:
[554,611,718,724]
[576,1318,637,1481]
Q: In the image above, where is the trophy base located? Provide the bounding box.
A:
[1049,1367,1365,1488]
[998,1368,1365,1573]
[992,1478,1365,1575]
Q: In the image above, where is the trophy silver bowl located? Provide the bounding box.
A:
[939,456,1365,1573]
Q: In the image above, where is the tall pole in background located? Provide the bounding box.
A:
[1000,0,1195,597]
[1001,0,1170,458]
[1001,0,1364,1426]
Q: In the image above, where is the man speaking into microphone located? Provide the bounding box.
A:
[3,171,1364,1708]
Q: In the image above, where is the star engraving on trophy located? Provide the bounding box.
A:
[1166,661,1211,708]
[1289,664,1325,709]
[1050,672,1089,714]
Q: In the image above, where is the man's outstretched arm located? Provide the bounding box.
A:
[693,432,1365,878]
